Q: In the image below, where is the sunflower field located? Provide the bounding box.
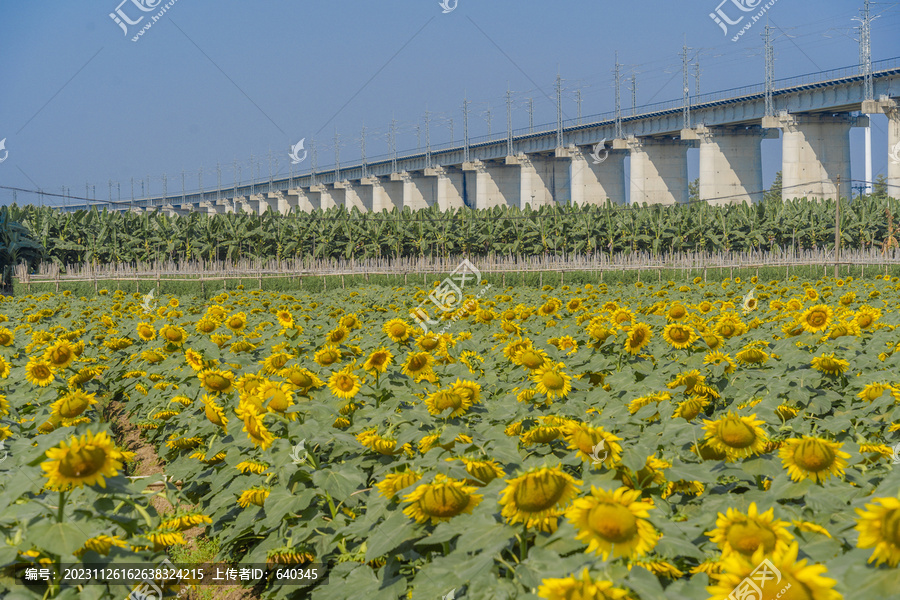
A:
[0,273,899,599]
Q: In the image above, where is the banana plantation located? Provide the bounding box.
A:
[5,192,900,268]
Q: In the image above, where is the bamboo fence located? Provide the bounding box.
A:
[14,247,900,293]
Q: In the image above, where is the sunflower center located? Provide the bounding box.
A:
[587,502,638,544]
[205,374,230,391]
[335,375,356,393]
[434,392,462,411]
[369,353,387,367]
[408,356,428,372]
[330,330,347,343]
[513,473,568,512]
[165,330,183,342]
[541,371,565,391]
[630,330,646,345]
[883,509,900,546]
[265,390,289,411]
[520,351,544,369]
[807,311,827,327]
[421,338,439,350]
[50,348,72,364]
[794,440,835,472]
[33,365,52,380]
[292,372,313,387]
[421,485,470,518]
[669,328,689,343]
[319,352,338,365]
[718,418,757,449]
[725,520,777,556]
[228,318,243,329]
[389,324,407,338]
[59,445,106,479]
[858,315,873,328]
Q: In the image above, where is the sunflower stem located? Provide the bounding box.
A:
[519,527,528,561]
[57,491,66,523]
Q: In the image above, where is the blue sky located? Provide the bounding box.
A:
[1,0,898,207]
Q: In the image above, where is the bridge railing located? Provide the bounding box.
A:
[61,57,900,212]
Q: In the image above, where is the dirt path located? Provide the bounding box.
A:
[107,401,257,600]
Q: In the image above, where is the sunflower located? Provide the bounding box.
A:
[514,347,549,371]
[225,312,248,333]
[262,352,292,374]
[707,542,841,600]
[798,304,833,333]
[810,352,849,377]
[735,343,770,365]
[314,345,342,367]
[566,486,659,561]
[327,326,350,345]
[0,327,13,346]
[855,496,900,567]
[499,466,581,532]
[383,318,411,343]
[195,317,218,334]
[43,340,76,369]
[363,347,393,374]
[702,412,768,461]
[237,487,270,508]
[706,503,794,558]
[402,475,483,524]
[258,380,295,417]
[242,411,276,450]
[158,324,188,347]
[0,355,9,379]
[356,429,400,455]
[136,322,156,341]
[25,358,55,387]
[50,390,98,419]
[328,366,362,400]
[532,362,572,401]
[564,423,623,467]
[236,460,269,474]
[624,323,652,355]
[376,470,422,498]
[402,351,435,382]
[198,369,235,394]
[275,310,294,329]
[41,430,125,490]
[666,303,688,321]
[281,367,324,393]
[184,348,207,371]
[77,535,128,557]
[424,388,470,418]
[160,511,213,531]
[779,436,849,484]
[456,457,505,486]
[537,569,630,600]
[857,382,898,403]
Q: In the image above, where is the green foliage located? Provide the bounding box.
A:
[8,190,900,269]
[0,205,45,288]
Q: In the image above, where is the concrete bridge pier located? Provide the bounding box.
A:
[308,184,338,210]
[287,189,315,213]
[359,177,400,212]
[864,97,900,198]
[569,145,627,205]
[463,160,519,209]
[338,181,368,212]
[424,167,465,211]
[399,172,432,210]
[505,153,568,208]
[763,113,867,201]
[247,193,268,214]
[617,136,696,205]
[683,125,774,205]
